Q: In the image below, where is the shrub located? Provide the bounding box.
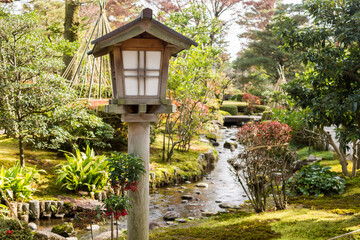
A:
[0,163,43,201]
[261,111,273,121]
[237,120,292,147]
[287,164,345,197]
[253,105,267,113]
[231,121,295,212]
[0,217,33,240]
[56,145,108,192]
[220,104,238,115]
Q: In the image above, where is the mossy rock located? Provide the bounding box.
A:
[205,133,216,142]
[51,222,75,238]
[223,141,238,149]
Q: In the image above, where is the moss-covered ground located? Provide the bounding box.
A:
[3,134,360,239]
[149,150,360,240]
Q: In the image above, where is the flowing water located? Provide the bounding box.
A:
[36,127,247,239]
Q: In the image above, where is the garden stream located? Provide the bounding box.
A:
[36,127,247,239]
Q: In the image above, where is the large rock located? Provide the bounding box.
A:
[94,231,118,240]
[51,222,75,238]
[181,195,193,200]
[195,183,208,188]
[163,211,180,221]
[29,200,40,220]
[201,212,217,217]
[149,222,165,230]
[28,222,37,230]
[34,231,66,240]
[219,203,232,209]
[176,218,187,223]
[223,141,238,150]
[86,224,100,231]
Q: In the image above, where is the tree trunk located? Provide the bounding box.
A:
[351,141,357,177]
[320,128,349,176]
[63,0,80,80]
[19,137,25,167]
[357,144,360,170]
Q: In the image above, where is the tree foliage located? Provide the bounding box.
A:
[0,10,76,167]
[233,3,306,99]
[0,10,114,166]
[274,0,360,176]
[159,2,229,161]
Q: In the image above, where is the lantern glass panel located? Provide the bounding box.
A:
[145,77,159,95]
[122,50,161,97]
[146,51,161,70]
[123,51,138,69]
[124,77,138,95]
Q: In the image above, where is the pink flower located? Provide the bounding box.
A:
[6,230,12,235]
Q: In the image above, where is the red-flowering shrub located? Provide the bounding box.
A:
[231,120,295,212]
[237,120,292,147]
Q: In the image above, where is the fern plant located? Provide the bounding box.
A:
[56,145,109,192]
[0,162,44,201]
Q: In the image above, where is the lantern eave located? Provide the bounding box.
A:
[90,8,197,58]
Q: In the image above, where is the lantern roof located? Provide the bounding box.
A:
[90,8,198,58]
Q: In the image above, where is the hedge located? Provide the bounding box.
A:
[220,104,238,115]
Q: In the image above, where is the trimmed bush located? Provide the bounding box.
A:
[0,218,33,240]
[221,101,267,114]
[253,105,267,113]
[220,104,238,115]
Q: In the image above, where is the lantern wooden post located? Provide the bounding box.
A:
[89,8,197,240]
[127,122,150,240]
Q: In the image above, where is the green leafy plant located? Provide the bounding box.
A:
[105,152,145,240]
[0,162,44,201]
[287,164,345,197]
[107,152,146,195]
[56,145,108,192]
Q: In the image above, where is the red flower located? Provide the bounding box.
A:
[121,209,128,216]
[6,230,12,235]
[125,181,138,192]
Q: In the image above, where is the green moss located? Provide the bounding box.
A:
[272,218,358,240]
[51,222,75,237]
[205,133,216,142]
[296,147,334,160]
[150,219,280,240]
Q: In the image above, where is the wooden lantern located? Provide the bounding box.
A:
[90,8,197,122]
